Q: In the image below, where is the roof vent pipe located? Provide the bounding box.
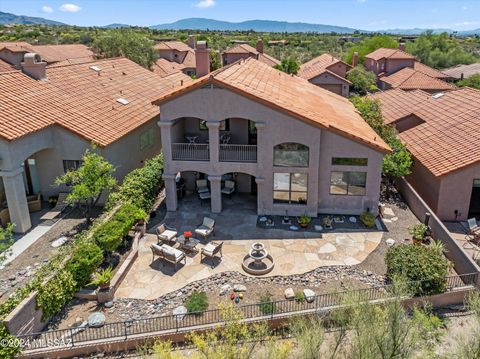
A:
[21,53,46,80]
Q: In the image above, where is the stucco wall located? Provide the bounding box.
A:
[159,86,384,216]
[222,53,252,65]
[0,49,24,69]
[386,59,415,75]
[327,62,349,78]
[394,114,425,133]
[406,158,441,213]
[309,73,349,97]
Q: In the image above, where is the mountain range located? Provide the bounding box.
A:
[1,11,479,35]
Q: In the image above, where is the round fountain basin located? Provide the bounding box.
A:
[249,248,268,261]
[242,254,275,275]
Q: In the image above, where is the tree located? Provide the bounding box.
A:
[344,35,398,65]
[458,74,480,90]
[93,29,157,69]
[346,65,377,94]
[273,57,300,75]
[55,145,116,221]
[209,50,222,72]
[0,224,14,266]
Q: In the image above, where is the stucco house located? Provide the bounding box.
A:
[153,58,390,218]
[378,67,456,93]
[0,54,192,232]
[222,40,280,67]
[372,88,480,221]
[298,53,352,97]
[154,39,197,76]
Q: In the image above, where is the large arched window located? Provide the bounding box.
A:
[274,143,309,167]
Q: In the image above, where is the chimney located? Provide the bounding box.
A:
[398,43,406,51]
[21,53,46,80]
[352,51,359,67]
[256,39,264,53]
[195,40,210,77]
[188,35,196,49]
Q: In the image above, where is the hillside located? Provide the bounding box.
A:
[0,11,65,25]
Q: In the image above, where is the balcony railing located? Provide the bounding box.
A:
[172,143,209,161]
[220,144,257,163]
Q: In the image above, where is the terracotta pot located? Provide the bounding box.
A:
[298,222,309,228]
[99,282,110,290]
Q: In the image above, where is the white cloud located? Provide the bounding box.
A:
[195,0,216,8]
[41,5,53,13]
[59,3,81,13]
[454,21,478,27]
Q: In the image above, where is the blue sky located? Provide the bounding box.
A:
[1,0,479,30]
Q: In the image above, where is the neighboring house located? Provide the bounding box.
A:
[413,61,451,80]
[222,40,280,67]
[0,54,192,232]
[378,67,456,93]
[152,58,186,78]
[372,88,480,221]
[154,58,390,218]
[298,53,352,97]
[365,47,416,76]
[154,40,196,76]
[443,62,480,80]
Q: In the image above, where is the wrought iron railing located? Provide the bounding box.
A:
[219,144,257,163]
[171,143,210,161]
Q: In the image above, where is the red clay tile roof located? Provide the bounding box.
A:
[154,41,192,52]
[370,89,430,124]
[153,58,390,153]
[181,50,196,68]
[413,61,450,79]
[152,58,186,77]
[380,67,456,91]
[443,62,480,80]
[0,59,15,73]
[298,53,351,80]
[366,48,416,61]
[0,41,32,53]
[29,44,95,63]
[0,58,192,146]
[373,87,480,176]
[224,44,280,66]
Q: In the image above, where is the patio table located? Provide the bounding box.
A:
[178,235,200,253]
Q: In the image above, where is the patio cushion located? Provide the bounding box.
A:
[160,244,184,260]
[195,227,211,237]
[160,229,177,240]
[152,243,163,252]
[202,242,217,254]
[203,217,215,229]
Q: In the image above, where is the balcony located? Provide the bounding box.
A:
[172,143,210,161]
[220,144,257,163]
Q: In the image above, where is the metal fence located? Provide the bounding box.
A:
[17,273,478,352]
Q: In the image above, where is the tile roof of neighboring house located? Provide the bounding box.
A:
[181,50,196,69]
[365,48,416,61]
[0,58,192,146]
[370,88,430,124]
[29,44,95,63]
[298,53,351,80]
[0,59,15,73]
[373,87,480,176]
[152,58,186,77]
[0,41,32,52]
[224,44,280,66]
[380,67,456,91]
[154,41,192,52]
[153,58,390,153]
[442,62,480,80]
[413,61,450,79]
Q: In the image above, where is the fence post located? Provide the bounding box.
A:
[70,328,75,347]
[175,315,179,333]
[124,321,128,340]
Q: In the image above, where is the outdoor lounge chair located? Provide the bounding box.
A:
[40,192,69,221]
[196,179,209,194]
[195,217,215,240]
[156,224,178,245]
[221,180,235,197]
[151,243,186,270]
[201,241,223,268]
[468,218,480,239]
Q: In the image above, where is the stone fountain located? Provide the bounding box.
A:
[242,242,274,275]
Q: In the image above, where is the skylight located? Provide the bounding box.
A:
[432,93,444,99]
[116,98,129,105]
[89,65,101,72]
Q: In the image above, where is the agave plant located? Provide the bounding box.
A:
[429,240,447,256]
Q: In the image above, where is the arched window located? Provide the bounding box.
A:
[274,143,309,167]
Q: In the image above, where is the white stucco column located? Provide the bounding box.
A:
[208,175,222,213]
[255,177,266,215]
[0,167,31,233]
[163,173,178,211]
[255,122,267,163]
[206,121,220,163]
[158,121,173,163]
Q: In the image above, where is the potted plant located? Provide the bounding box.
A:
[48,195,58,208]
[184,231,193,241]
[297,214,311,228]
[90,266,113,290]
[408,224,428,244]
[323,216,333,229]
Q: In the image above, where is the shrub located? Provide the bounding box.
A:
[37,270,77,319]
[65,241,103,286]
[385,244,450,295]
[185,291,209,313]
[0,324,21,358]
[259,294,277,315]
[408,224,428,241]
[294,291,305,303]
[89,266,113,287]
[360,211,376,228]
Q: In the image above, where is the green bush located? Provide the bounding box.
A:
[360,211,376,228]
[408,224,428,241]
[294,291,305,303]
[37,270,77,319]
[0,324,21,358]
[186,291,209,313]
[259,294,277,315]
[385,244,450,296]
[65,241,103,286]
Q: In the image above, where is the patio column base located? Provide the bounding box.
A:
[163,173,178,211]
[209,175,222,213]
[1,167,31,233]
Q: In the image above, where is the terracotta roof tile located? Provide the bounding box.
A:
[413,61,450,79]
[366,48,416,61]
[443,62,480,79]
[0,58,193,146]
[0,59,15,73]
[0,41,32,53]
[380,67,456,91]
[224,44,280,66]
[152,58,186,77]
[154,41,192,52]
[371,89,430,124]
[153,58,390,153]
[29,44,95,63]
[298,53,351,80]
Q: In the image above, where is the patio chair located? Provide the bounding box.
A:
[221,180,235,198]
[198,191,211,205]
[156,224,178,245]
[151,243,186,270]
[201,241,223,268]
[195,217,215,240]
[40,192,70,221]
[468,218,480,238]
[196,179,209,194]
